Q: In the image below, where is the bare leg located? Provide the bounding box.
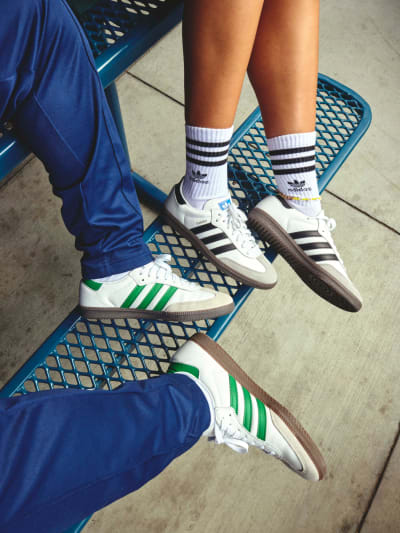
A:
[178,0,361,311]
[247,0,321,216]
[246,0,362,311]
[247,0,320,138]
[183,0,264,128]
[164,0,278,291]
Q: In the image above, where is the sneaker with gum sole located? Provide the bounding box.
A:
[79,254,234,321]
[168,333,327,481]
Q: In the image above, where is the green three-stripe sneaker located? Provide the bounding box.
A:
[168,333,326,481]
[79,254,234,321]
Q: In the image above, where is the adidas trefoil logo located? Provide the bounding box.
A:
[288,178,311,192]
[288,179,306,187]
[192,170,207,179]
[191,169,209,183]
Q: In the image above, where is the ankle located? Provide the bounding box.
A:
[182,124,233,208]
[281,193,322,217]
[268,132,321,217]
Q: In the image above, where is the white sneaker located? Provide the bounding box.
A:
[168,333,326,481]
[79,254,234,321]
[248,195,362,312]
[163,182,277,289]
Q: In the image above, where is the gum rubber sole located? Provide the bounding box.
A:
[79,302,235,322]
[248,208,361,312]
[162,208,276,290]
[191,332,327,480]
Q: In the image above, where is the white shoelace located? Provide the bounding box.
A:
[215,204,259,256]
[212,410,277,457]
[214,414,249,454]
[138,254,195,288]
[315,212,344,266]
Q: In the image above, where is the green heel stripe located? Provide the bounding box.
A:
[167,362,200,378]
[83,279,102,291]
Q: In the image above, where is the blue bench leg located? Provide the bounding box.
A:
[105,82,168,210]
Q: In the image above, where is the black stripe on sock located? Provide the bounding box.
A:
[186,146,230,158]
[299,242,331,251]
[192,222,216,235]
[269,145,315,156]
[186,138,231,148]
[211,243,236,256]
[311,253,339,263]
[290,230,321,240]
[271,155,315,166]
[274,165,316,175]
[201,232,227,245]
[187,155,228,167]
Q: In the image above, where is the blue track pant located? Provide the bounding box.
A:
[0,374,210,533]
[0,0,153,278]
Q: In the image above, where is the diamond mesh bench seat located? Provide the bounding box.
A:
[0,0,184,184]
[0,4,371,530]
[1,77,371,390]
[1,74,372,397]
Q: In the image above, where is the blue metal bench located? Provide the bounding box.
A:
[0,2,372,532]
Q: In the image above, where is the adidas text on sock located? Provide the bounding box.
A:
[267,131,321,217]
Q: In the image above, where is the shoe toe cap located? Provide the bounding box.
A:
[165,288,234,314]
[269,411,326,482]
[320,264,362,311]
[220,254,278,289]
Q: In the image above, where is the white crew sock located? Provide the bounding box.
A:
[182,124,234,209]
[92,260,154,283]
[267,132,321,217]
[178,372,216,436]
[92,271,130,283]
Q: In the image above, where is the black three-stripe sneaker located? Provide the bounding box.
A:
[163,182,277,289]
[248,195,362,311]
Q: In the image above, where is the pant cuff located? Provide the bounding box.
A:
[81,244,153,279]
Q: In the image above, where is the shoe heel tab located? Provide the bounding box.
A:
[276,195,292,209]
[190,334,233,370]
[175,180,185,205]
[170,336,213,366]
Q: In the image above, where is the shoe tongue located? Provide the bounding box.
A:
[203,196,232,212]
